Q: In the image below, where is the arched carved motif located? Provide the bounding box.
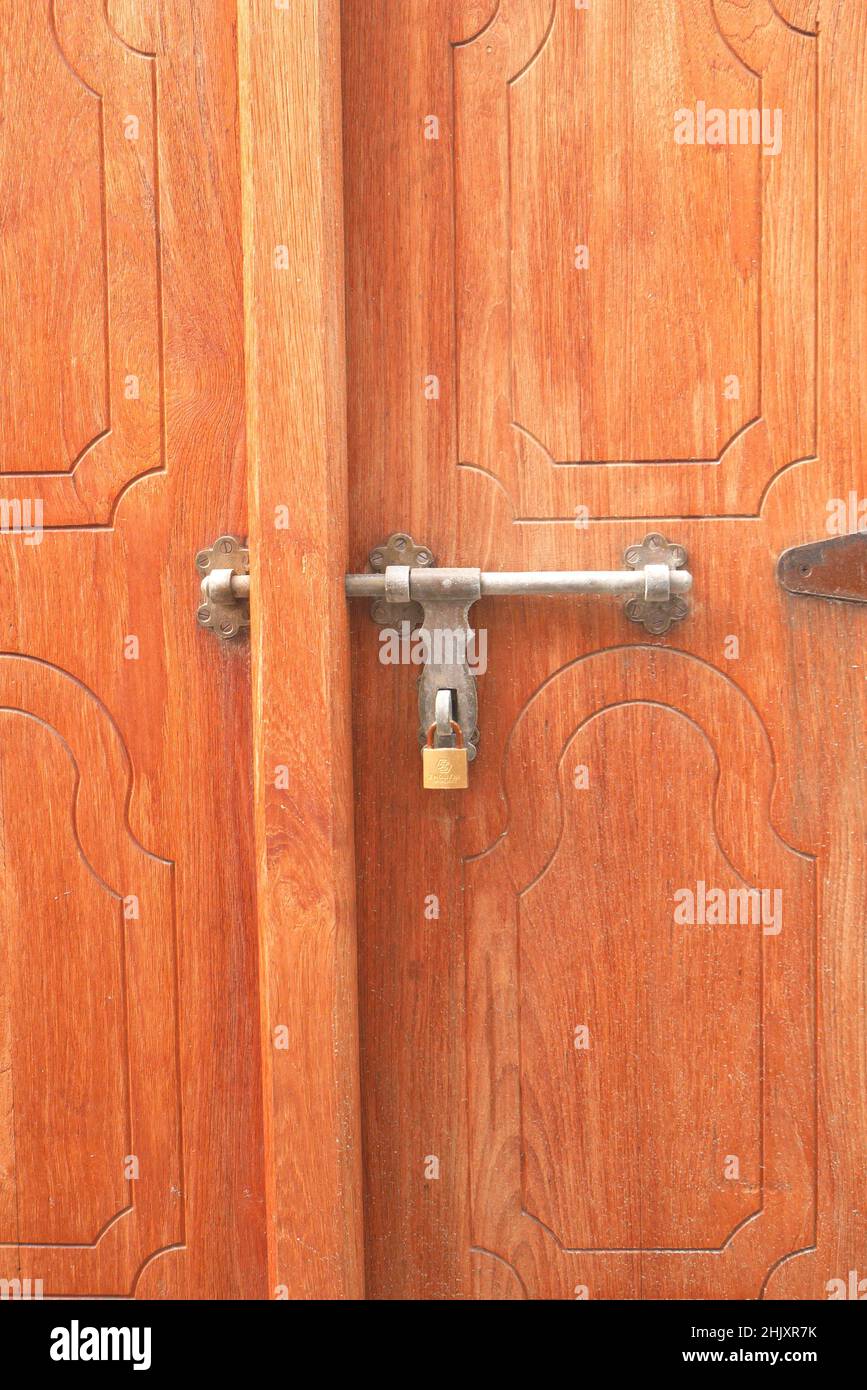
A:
[464,647,815,1298]
[0,656,181,1296]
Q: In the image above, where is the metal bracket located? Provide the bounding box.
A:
[364,536,481,760]
[347,531,692,761]
[367,531,436,628]
[623,533,690,634]
[778,531,867,604]
[196,535,251,639]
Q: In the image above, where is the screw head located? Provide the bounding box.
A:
[197,605,211,625]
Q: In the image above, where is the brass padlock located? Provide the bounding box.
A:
[422,720,469,790]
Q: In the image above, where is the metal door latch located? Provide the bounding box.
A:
[345,531,692,775]
[778,531,867,604]
[196,536,251,639]
[194,529,693,783]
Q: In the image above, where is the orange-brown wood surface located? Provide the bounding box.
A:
[239,0,365,1300]
[342,0,867,1299]
[4,0,866,1305]
[0,0,267,1298]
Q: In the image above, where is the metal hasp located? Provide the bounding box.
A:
[777,531,867,604]
[196,535,251,639]
[345,531,693,761]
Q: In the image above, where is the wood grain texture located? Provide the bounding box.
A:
[0,0,267,1298]
[342,0,867,1299]
[453,0,816,518]
[238,0,365,1300]
[0,1,164,522]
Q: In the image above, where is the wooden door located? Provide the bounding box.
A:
[343,1,867,1299]
[0,0,267,1299]
[0,0,364,1304]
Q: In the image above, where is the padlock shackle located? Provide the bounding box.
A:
[425,719,464,749]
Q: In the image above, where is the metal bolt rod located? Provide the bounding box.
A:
[344,567,692,600]
[480,569,692,596]
[216,568,693,602]
[206,572,251,600]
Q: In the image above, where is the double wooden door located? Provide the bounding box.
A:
[1,0,865,1302]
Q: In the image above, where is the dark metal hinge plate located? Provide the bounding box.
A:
[777,532,867,604]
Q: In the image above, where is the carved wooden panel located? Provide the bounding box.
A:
[0,0,163,526]
[454,0,817,518]
[464,647,814,1298]
[0,657,180,1295]
[0,0,267,1299]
